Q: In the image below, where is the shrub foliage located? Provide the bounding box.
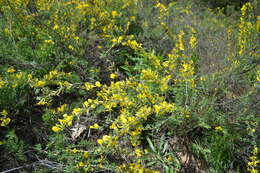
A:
[0,0,259,172]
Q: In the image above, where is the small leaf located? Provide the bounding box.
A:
[147,137,156,153]
[198,122,211,129]
[146,161,157,167]
[162,142,168,154]
[164,165,170,173]
[169,167,175,173]
[159,136,164,151]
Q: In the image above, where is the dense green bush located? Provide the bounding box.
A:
[0,0,259,172]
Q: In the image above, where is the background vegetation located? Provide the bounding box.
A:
[0,0,259,172]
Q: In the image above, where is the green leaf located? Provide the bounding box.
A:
[147,137,156,153]
[198,121,211,129]
[146,161,157,167]
[162,142,168,154]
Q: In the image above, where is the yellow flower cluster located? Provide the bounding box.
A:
[141,69,158,81]
[215,126,224,133]
[97,135,117,147]
[35,80,45,87]
[162,28,197,89]
[119,162,160,173]
[7,67,16,73]
[177,30,185,51]
[154,101,176,115]
[57,113,73,126]
[44,40,55,45]
[1,0,258,171]
[155,2,170,20]
[0,67,31,89]
[57,104,67,113]
[189,34,197,49]
[122,39,142,51]
[90,123,100,129]
[248,146,259,173]
[238,3,254,56]
[0,4,199,167]
[92,72,177,150]
[0,110,11,127]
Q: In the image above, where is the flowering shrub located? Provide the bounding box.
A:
[0,0,259,172]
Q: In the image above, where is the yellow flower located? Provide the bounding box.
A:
[44,40,54,44]
[141,69,158,81]
[57,104,67,113]
[102,135,111,141]
[253,147,258,155]
[123,40,142,50]
[97,135,111,145]
[83,101,89,107]
[250,156,257,161]
[95,81,102,87]
[90,123,100,129]
[65,115,73,122]
[67,121,72,126]
[189,35,197,48]
[12,84,18,88]
[72,148,78,153]
[97,139,103,145]
[110,73,118,79]
[135,148,142,157]
[72,108,82,115]
[167,156,174,161]
[35,81,45,87]
[58,118,66,124]
[28,74,33,79]
[77,161,84,167]
[68,45,74,50]
[7,67,16,73]
[112,38,117,43]
[159,75,171,92]
[111,10,119,18]
[118,36,123,42]
[37,100,47,105]
[1,117,11,126]
[109,123,118,130]
[153,105,160,114]
[53,25,59,30]
[83,152,89,159]
[16,72,23,79]
[249,169,258,173]
[178,30,185,51]
[49,70,58,78]
[52,126,61,132]
[84,82,95,90]
[215,126,223,132]
[248,161,259,166]
[1,110,8,116]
